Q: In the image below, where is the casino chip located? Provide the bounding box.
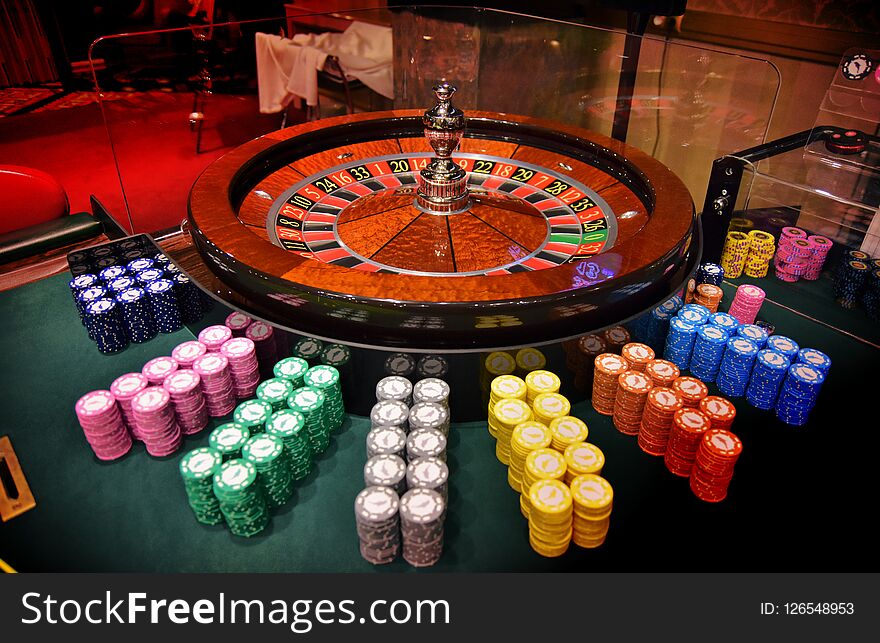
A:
[233,399,273,435]
[145,279,183,333]
[384,352,416,377]
[179,447,224,525]
[364,454,408,496]
[716,337,759,398]
[74,390,133,461]
[728,284,765,326]
[490,398,532,463]
[142,355,178,386]
[193,353,237,417]
[508,421,552,493]
[243,433,294,508]
[708,312,740,334]
[524,370,561,406]
[690,429,743,502]
[110,372,148,439]
[246,321,279,367]
[406,456,449,500]
[288,386,331,453]
[745,350,790,410]
[273,356,309,388]
[696,262,724,286]
[221,337,261,398]
[409,402,450,436]
[548,416,588,452]
[563,442,605,483]
[198,325,233,352]
[737,324,769,349]
[591,353,629,416]
[532,392,571,426]
[116,287,157,344]
[527,479,572,557]
[257,377,295,412]
[366,426,407,459]
[131,386,182,457]
[741,230,776,279]
[689,324,730,383]
[796,347,831,376]
[621,342,655,371]
[171,340,207,368]
[213,458,270,537]
[376,376,413,405]
[225,311,253,337]
[570,474,613,549]
[209,422,250,461]
[412,378,450,408]
[163,369,209,435]
[644,359,680,388]
[355,486,401,565]
[638,386,684,456]
[488,375,527,431]
[613,371,652,436]
[406,427,447,462]
[664,408,712,477]
[775,362,826,426]
[399,488,446,567]
[416,354,449,379]
[765,335,799,361]
[370,399,409,431]
[663,317,698,371]
[293,336,324,363]
[85,298,129,354]
[303,365,345,430]
[720,231,750,278]
[521,448,566,519]
[266,409,312,480]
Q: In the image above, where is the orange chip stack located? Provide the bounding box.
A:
[699,395,737,431]
[638,386,684,455]
[690,429,743,502]
[603,326,631,354]
[672,376,709,408]
[645,359,680,388]
[694,284,723,313]
[591,353,629,416]
[664,407,712,477]
[621,342,655,372]
[612,370,652,435]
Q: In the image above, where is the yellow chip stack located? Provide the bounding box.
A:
[480,351,516,399]
[508,421,552,492]
[487,375,527,438]
[515,347,546,378]
[532,392,571,426]
[563,442,605,484]
[524,370,561,406]
[490,398,532,465]
[743,230,776,278]
[548,415,588,452]
[521,448,567,519]
[528,479,573,558]
[720,231,751,278]
[570,474,613,549]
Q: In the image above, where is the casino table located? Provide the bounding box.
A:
[0,270,875,572]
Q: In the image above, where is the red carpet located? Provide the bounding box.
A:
[0,91,290,233]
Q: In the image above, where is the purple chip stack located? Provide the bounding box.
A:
[171,340,208,368]
[198,325,233,352]
[193,353,237,417]
[163,369,209,435]
[131,386,182,457]
[109,372,149,440]
[225,311,253,337]
[246,321,278,368]
[220,337,261,399]
[774,227,812,282]
[74,390,133,461]
[804,235,833,281]
[142,356,179,386]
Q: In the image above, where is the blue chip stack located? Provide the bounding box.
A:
[775,362,826,426]
[68,273,99,302]
[661,295,683,315]
[690,324,730,383]
[116,287,157,343]
[716,337,759,397]
[98,265,127,284]
[795,348,831,377]
[696,262,724,286]
[135,267,165,288]
[146,279,182,333]
[663,317,699,370]
[736,324,769,349]
[173,273,203,324]
[708,312,739,334]
[153,253,172,270]
[108,276,136,296]
[85,298,129,354]
[678,304,711,326]
[746,349,790,410]
[833,255,870,309]
[76,286,108,328]
[765,335,799,361]
[127,257,155,274]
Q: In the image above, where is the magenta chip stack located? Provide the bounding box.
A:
[74,390,133,461]
[804,235,833,280]
[131,386,182,457]
[109,372,149,440]
[171,340,207,368]
[220,337,261,398]
[225,311,252,337]
[198,325,233,352]
[142,356,178,386]
[774,227,811,282]
[246,321,278,367]
[192,353,236,416]
[163,369,209,435]
[727,284,766,325]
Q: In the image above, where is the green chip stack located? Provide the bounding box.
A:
[266,409,313,480]
[208,422,250,461]
[304,365,345,430]
[233,399,273,435]
[293,337,324,363]
[242,433,294,509]
[256,377,294,412]
[179,447,225,525]
[288,386,330,454]
[273,357,309,388]
[212,458,270,537]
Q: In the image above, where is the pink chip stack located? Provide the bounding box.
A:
[131,386,182,457]
[74,390,133,461]
[246,321,278,368]
[198,325,234,352]
[774,227,812,282]
[804,235,833,280]
[163,369,209,435]
[142,356,179,386]
[728,284,766,325]
[220,337,261,398]
[193,352,237,416]
[225,311,253,337]
[109,372,149,440]
[171,340,208,368]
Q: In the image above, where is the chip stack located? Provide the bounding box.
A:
[645,359,680,388]
[696,262,724,286]
[376,376,413,405]
[171,274,203,324]
[142,356,178,386]
[775,238,813,282]
[109,372,148,439]
[145,279,182,333]
[635,307,672,355]
[400,488,446,567]
[412,378,450,409]
[613,371,652,435]
[548,416,588,452]
[135,267,164,289]
[370,399,409,433]
[570,474,613,549]
[85,299,129,353]
[603,326,631,353]
[689,324,730,383]
[233,399,273,435]
[198,325,233,352]
[131,386,182,457]
[591,353,630,415]
[716,337,760,398]
[521,448,567,519]
[213,458,270,537]
[192,353,236,417]
[488,375,527,436]
[743,348,790,410]
[257,378,295,412]
[225,311,253,337]
[74,390,133,461]
[566,334,607,394]
[696,397,735,434]
[69,273,100,301]
[527,479,572,557]
[409,402,450,437]
[621,342,654,372]
[171,340,207,368]
[220,337,261,399]
[246,322,278,368]
[690,429,742,502]
[179,447,225,525]
[116,287,157,343]
[293,337,324,363]
[289,387,330,454]
[775,362,826,426]
[266,409,312,480]
[163,369,209,435]
[406,457,449,500]
[663,317,699,370]
[720,231,751,278]
[672,376,709,407]
[384,352,416,378]
[127,257,154,275]
[727,284,766,326]
[416,354,449,380]
[490,398,532,463]
[708,312,740,334]
[480,351,516,398]
[242,434,294,509]
[693,284,724,313]
[273,356,309,388]
[108,277,136,298]
[834,258,870,308]
[743,230,776,278]
[208,422,250,461]
[679,303,711,326]
[664,408,712,477]
[364,454,407,496]
[562,442,606,484]
[524,370,561,406]
[366,425,407,459]
[737,324,769,349]
[508,422,552,492]
[532,393,571,428]
[407,428,447,462]
[515,348,546,378]
[303,366,345,430]
[638,387,684,455]
[804,235,833,280]
[765,335,799,361]
[796,348,832,376]
[355,486,401,565]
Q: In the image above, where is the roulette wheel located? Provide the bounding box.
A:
[186,83,698,350]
